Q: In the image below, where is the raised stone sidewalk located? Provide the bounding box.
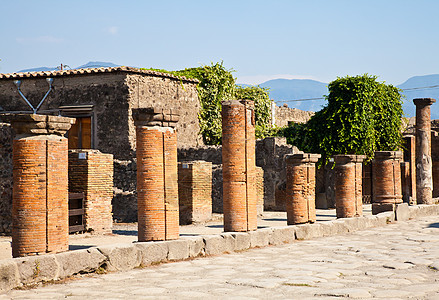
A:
[0,203,438,292]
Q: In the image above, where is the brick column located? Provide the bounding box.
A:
[68,150,114,234]
[285,153,321,224]
[222,100,257,232]
[432,130,439,198]
[178,161,212,225]
[3,114,74,257]
[133,108,179,242]
[334,155,365,218]
[371,151,403,214]
[402,135,416,204]
[414,98,436,204]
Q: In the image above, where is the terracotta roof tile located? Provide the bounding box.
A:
[0,66,199,83]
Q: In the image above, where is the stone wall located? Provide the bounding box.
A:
[0,123,13,234]
[256,137,300,210]
[274,105,314,127]
[0,68,201,160]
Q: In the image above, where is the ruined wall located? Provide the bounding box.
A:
[256,137,300,211]
[0,73,131,159]
[0,123,13,234]
[0,71,201,159]
[126,74,202,151]
[274,105,314,127]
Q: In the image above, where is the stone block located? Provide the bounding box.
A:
[16,254,60,285]
[319,221,336,236]
[330,220,351,234]
[395,203,410,221]
[167,239,190,261]
[181,236,205,258]
[269,226,295,245]
[0,259,19,292]
[249,229,271,247]
[294,223,323,240]
[135,241,168,266]
[97,243,140,271]
[375,211,395,225]
[220,233,238,253]
[231,232,251,251]
[56,248,107,278]
[341,217,368,232]
[203,235,228,255]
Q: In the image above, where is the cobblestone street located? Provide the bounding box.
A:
[1,215,438,299]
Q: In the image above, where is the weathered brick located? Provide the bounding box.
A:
[222,100,257,232]
[372,151,403,215]
[285,153,320,225]
[6,114,74,257]
[414,98,436,204]
[334,155,365,218]
[68,150,114,234]
[178,161,212,224]
[134,108,179,242]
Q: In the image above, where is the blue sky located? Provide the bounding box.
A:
[1,0,439,85]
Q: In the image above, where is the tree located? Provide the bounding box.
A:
[283,74,404,164]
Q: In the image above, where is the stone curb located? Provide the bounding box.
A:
[1,204,438,292]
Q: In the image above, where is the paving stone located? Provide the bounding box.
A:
[395,203,410,221]
[249,228,270,247]
[181,236,205,258]
[166,239,189,261]
[56,248,106,278]
[269,226,295,245]
[0,259,19,292]
[315,288,371,298]
[97,243,140,271]
[135,241,168,266]
[230,232,251,251]
[16,254,60,285]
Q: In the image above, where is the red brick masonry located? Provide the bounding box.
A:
[285,153,321,225]
[178,161,212,224]
[133,108,179,241]
[222,100,257,232]
[334,155,365,218]
[3,114,74,257]
[68,150,114,234]
[372,151,403,214]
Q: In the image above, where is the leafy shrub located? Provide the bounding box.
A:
[283,74,404,164]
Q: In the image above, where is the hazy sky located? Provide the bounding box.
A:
[1,0,438,85]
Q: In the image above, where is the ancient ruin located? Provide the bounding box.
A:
[3,114,74,257]
[222,100,257,232]
[133,108,179,241]
[334,155,365,218]
[285,153,320,224]
[414,98,436,204]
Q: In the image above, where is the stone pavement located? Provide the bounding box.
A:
[0,207,367,260]
[1,214,439,299]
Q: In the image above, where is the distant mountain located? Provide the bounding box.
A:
[76,61,120,69]
[259,79,328,112]
[397,74,439,119]
[259,75,439,119]
[17,66,57,72]
[17,61,120,73]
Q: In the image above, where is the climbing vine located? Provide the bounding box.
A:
[144,62,274,145]
[282,74,404,164]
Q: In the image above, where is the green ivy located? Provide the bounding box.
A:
[282,74,404,165]
[144,62,274,145]
[235,85,273,139]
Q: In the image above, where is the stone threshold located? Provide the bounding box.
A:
[1,203,438,292]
